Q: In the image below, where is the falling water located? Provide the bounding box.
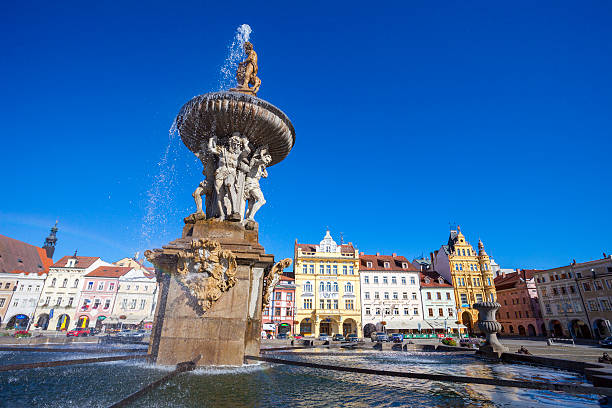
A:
[218,24,252,90]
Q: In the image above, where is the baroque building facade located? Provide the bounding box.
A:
[359,253,423,337]
[294,231,361,337]
[432,227,496,334]
[575,256,612,339]
[420,271,459,333]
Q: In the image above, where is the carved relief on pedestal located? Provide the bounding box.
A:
[145,238,237,313]
[261,258,292,310]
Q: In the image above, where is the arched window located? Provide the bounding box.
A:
[304,281,312,292]
[61,279,68,288]
[320,282,325,292]
[345,282,353,293]
[333,282,338,292]
[51,278,56,287]
[326,282,332,292]
[73,279,79,288]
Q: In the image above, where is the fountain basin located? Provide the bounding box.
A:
[176,91,295,166]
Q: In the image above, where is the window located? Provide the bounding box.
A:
[393,292,398,299]
[583,282,592,292]
[393,308,399,315]
[436,292,442,300]
[392,276,397,284]
[439,308,444,317]
[365,308,371,315]
[383,276,388,285]
[122,299,128,309]
[364,276,369,284]
[287,307,293,316]
[460,294,468,305]
[487,277,491,286]
[309,265,314,274]
[473,278,478,286]
[320,299,325,309]
[26,285,32,292]
[91,299,100,309]
[385,308,390,315]
[263,308,269,316]
[384,261,390,268]
[373,276,379,284]
[304,282,312,292]
[384,292,389,300]
[428,308,434,317]
[552,287,558,295]
[87,281,93,290]
[319,265,324,274]
[595,281,603,290]
[333,300,338,309]
[401,277,406,285]
[375,308,381,315]
[426,292,432,300]
[402,292,408,300]
[374,291,379,299]
[413,307,419,315]
[320,282,325,292]
[44,296,50,305]
[104,299,111,309]
[367,262,373,268]
[403,308,408,315]
[287,293,293,301]
[349,266,354,275]
[589,301,599,311]
[56,297,62,306]
[61,279,68,288]
[475,294,483,303]
[275,292,282,300]
[446,293,451,300]
[326,299,331,309]
[274,308,281,316]
[130,299,137,309]
[365,292,370,300]
[302,265,307,274]
[333,265,338,274]
[304,299,312,309]
[98,282,104,291]
[412,293,417,300]
[570,286,576,294]
[345,282,353,293]
[345,300,354,310]
[448,308,453,316]
[490,294,495,302]
[410,277,415,285]
[326,282,332,292]
[0,299,4,307]
[601,299,611,311]
[326,265,331,274]
[68,297,74,307]
[19,284,24,291]
[342,265,348,275]
[333,282,338,292]
[109,283,115,291]
[12,300,18,307]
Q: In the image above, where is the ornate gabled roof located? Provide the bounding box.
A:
[51,255,100,269]
[360,254,418,271]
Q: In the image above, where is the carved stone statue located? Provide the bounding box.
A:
[193,141,216,218]
[262,258,292,310]
[208,133,244,221]
[234,42,261,95]
[244,146,271,221]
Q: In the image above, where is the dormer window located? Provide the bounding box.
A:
[438,277,444,284]
[366,261,372,268]
[67,259,77,267]
[384,262,390,268]
[425,277,431,284]
[402,263,407,268]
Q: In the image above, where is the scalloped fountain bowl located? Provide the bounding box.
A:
[176,91,296,166]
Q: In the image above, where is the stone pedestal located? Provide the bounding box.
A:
[473,301,509,355]
[145,216,274,366]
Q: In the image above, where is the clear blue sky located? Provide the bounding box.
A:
[1,1,610,270]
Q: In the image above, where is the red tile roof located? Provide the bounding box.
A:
[420,271,452,287]
[52,256,100,269]
[85,266,132,278]
[0,234,53,275]
[494,269,538,290]
[359,254,419,271]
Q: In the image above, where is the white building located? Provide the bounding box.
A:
[359,253,424,337]
[107,268,158,329]
[420,271,462,333]
[34,254,110,331]
[3,271,47,329]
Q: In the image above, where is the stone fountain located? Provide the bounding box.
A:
[473,301,508,355]
[145,41,294,366]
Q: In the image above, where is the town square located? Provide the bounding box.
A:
[1,1,611,407]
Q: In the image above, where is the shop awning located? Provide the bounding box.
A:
[103,318,143,325]
[262,323,275,331]
[385,320,427,330]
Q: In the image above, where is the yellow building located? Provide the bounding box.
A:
[294,230,361,337]
[432,226,496,333]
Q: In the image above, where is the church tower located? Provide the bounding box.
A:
[42,221,59,259]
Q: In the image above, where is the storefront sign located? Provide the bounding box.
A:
[15,314,28,319]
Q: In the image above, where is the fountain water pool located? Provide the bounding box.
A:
[0,346,602,407]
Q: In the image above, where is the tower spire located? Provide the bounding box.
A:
[42,220,59,259]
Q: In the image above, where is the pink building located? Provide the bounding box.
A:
[495,269,545,337]
[262,274,296,337]
[75,266,133,329]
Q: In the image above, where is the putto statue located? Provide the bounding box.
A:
[232,41,261,95]
[192,132,271,224]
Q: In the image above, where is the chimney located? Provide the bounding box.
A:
[392,253,397,257]
[376,252,380,256]
[359,251,364,256]
[430,252,434,265]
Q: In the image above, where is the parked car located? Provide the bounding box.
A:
[67,329,90,337]
[332,334,345,342]
[371,332,390,342]
[88,327,101,336]
[599,337,612,348]
[318,334,330,341]
[391,333,404,343]
[293,334,303,340]
[116,330,133,337]
[346,334,359,342]
[128,329,147,337]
